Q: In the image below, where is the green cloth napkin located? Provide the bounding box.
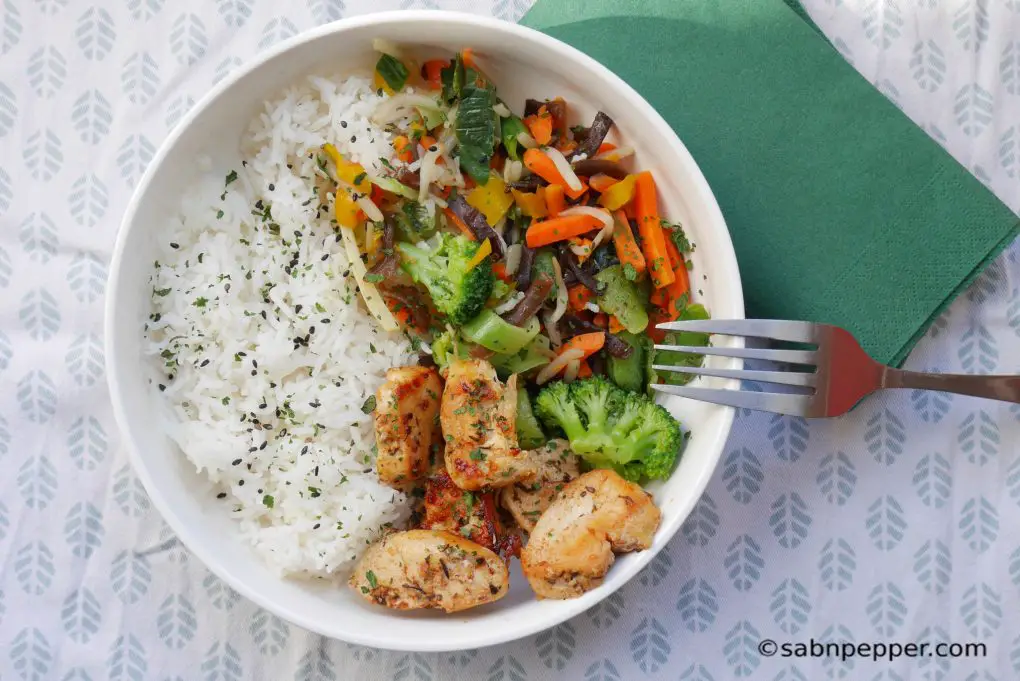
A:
[521,0,1019,366]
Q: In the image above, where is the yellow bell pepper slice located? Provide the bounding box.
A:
[511,188,548,218]
[598,174,637,211]
[466,174,513,226]
[373,70,395,96]
[334,189,360,229]
[321,144,371,194]
[466,238,492,272]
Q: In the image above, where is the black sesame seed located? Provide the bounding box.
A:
[321,253,329,261]
[216,492,227,499]
[294,304,303,314]
[238,480,245,486]
[309,326,316,335]
[259,441,268,451]
[301,446,309,455]
[158,384,166,392]
[231,458,242,466]
[340,120,348,128]
[252,359,258,369]
[170,242,179,249]
[350,135,356,143]
[251,369,257,376]
[313,523,320,529]
[321,318,331,324]
[268,183,275,191]
[200,359,210,367]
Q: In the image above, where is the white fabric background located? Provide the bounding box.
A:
[0,0,1018,679]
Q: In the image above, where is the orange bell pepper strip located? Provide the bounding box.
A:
[544,184,566,217]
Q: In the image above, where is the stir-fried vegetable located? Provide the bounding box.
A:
[339,44,710,405]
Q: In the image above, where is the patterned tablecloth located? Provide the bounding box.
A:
[1,0,1019,679]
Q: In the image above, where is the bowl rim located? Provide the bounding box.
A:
[105,9,744,651]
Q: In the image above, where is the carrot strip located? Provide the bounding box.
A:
[611,210,646,278]
[554,138,578,155]
[589,174,618,193]
[663,231,684,270]
[422,59,449,89]
[558,332,605,361]
[649,287,667,307]
[493,261,512,283]
[444,208,476,240]
[524,106,553,146]
[608,315,625,334]
[461,48,477,70]
[545,184,566,217]
[634,171,674,289]
[597,142,617,155]
[576,360,593,379]
[523,148,587,199]
[525,214,602,248]
[568,284,595,312]
[393,135,413,163]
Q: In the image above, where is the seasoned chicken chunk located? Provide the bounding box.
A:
[500,440,580,533]
[349,529,508,612]
[441,359,535,490]
[521,469,661,599]
[374,366,442,487]
[422,470,522,559]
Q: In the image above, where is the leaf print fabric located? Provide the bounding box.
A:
[0,0,1018,678]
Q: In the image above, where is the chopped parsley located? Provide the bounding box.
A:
[361,395,377,414]
[308,486,321,498]
[622,263,638,281]
[193,297,208,308]
[262,494,274,508]
[365,570,378,589]
[468,448,487,462]
[225,170,238,185]
[153,287,171,297]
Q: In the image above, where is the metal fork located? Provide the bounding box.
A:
[651,320,1020,417]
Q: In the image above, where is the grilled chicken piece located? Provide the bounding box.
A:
[500,440,580,533]
[521,469,661,599]
[421,470,522,559]
[441,359,535,490]
[349,529,509,612]
[374,366,442,487]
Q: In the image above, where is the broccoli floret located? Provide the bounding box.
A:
[535,376,682,481]
[396,233,494,325]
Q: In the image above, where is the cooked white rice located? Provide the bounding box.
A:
[145,74,419,577]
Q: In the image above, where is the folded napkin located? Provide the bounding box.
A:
[521,0,1019,366]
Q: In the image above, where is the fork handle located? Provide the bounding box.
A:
[883,368,1020,403]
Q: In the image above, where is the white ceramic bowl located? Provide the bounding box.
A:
[106,10,744,651]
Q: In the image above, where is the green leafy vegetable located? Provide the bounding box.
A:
[361,395,377,414]
[500,115,527,161]
[440,53,465,103]
[375,54,409,91]
[365,570,378,589]
[455,71,496,185]
[663,220,693,253]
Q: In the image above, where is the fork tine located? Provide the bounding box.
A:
[653,344,817,365]
[650,364,817,388]
[650,384,812,417]
[656,319,819,343]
